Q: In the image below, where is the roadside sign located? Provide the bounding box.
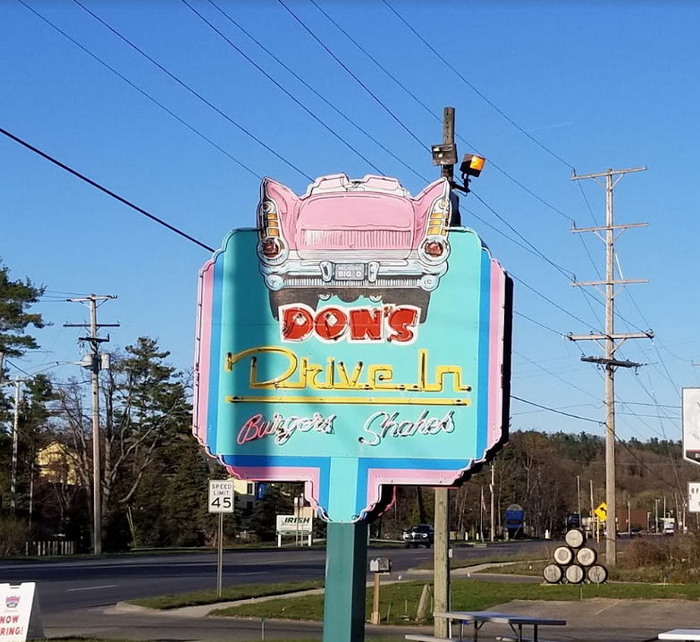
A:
[193,174,513,523]
[594,502,608,522]
[276,515,313,534]
[0,582,44,642]
[682,388,700,465]
[689,482,700,513]
[208,480,234,513]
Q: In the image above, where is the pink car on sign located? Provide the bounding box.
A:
[256,174,453,320]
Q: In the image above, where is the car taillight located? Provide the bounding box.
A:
[262,202,280,233]
[262,237,283,258]
[426,198,450,236]
[423,239,445,258]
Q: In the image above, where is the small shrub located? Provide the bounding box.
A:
[0,517,29,557]
[623,537,670,567]
[620,533,700,582]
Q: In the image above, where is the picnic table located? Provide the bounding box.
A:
[432,610,567,641]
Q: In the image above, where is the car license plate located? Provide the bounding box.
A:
[334,263,365,280]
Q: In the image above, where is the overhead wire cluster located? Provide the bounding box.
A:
[2,0,683,448]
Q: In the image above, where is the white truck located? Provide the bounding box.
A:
[662,517,675,535]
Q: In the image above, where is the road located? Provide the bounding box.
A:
[0,540,552,614]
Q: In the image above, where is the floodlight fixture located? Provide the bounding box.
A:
[460,154,486,178]
[458,153,486,193]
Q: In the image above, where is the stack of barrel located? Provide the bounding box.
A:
[542,528,608,584]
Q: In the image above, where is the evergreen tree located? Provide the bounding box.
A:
[0,262,45,501]
[16,375,57,518]
[57,337,194,551]
[0,262,44,378]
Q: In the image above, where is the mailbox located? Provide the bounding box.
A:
[369,557,391,573]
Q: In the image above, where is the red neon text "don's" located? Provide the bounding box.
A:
[280,304,419,344]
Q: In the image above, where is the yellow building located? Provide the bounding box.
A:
[37,441,80,485]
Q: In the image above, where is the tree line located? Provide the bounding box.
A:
[1,262,697,553]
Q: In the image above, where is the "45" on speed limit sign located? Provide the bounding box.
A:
[209,480,234,513]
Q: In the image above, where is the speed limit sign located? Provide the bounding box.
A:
[208,480,234,513]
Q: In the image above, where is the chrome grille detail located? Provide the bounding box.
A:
[300,229,411,249]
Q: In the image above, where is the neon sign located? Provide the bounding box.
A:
[193,174,512,522]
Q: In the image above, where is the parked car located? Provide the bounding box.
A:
[256,174,453,321]
[402,524,434,548]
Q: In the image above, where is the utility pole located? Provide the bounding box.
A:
[9,378,27,513]
[432,106,455,640]
[576,475,581,519]
[568,167,652,566]
[429,107,486,636]
[66,294,118,556]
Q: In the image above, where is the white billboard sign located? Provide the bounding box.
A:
[276,515,313,534]
[208,480,234,513]
[682,388,700,466]
[689,483,700,513]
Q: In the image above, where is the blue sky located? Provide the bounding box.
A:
[2,0,698,444]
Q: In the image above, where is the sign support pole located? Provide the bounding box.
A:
[371,572,381,625]
[322,521,368,642]
[217,512,224,597]
[208,479,233,597]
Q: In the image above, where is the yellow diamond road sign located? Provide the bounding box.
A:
[594,502,608,522]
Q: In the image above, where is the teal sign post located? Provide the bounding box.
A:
[193,174,512,641]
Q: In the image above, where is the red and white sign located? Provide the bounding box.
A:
[0,583,42,642]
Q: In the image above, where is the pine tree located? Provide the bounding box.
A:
[57,336,194,551]
[0,262,44,376]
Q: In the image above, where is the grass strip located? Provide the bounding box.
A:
[129,580,323,609]
[212,578,700,626]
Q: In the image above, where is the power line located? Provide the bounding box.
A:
[0,126,215,253]
[307,0,578,225]
[306,0,574,232]
[470,190,575,280]
[4,359,33,377]
[205,0,428,183]
[381,0,575,171]
[511,395,602,424]
[17,0,261,181]
[212,0,611,346]
[512,275,595,330]
[71,0,313,182]
[514,311,564,336]
[614,437,685,493]
[181,0,385,175]
[618,401,679,409]
[276,0,428,153]
[69,0,621,350]
[515,351,600,402]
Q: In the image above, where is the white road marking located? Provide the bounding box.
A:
[67,584,118,592]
